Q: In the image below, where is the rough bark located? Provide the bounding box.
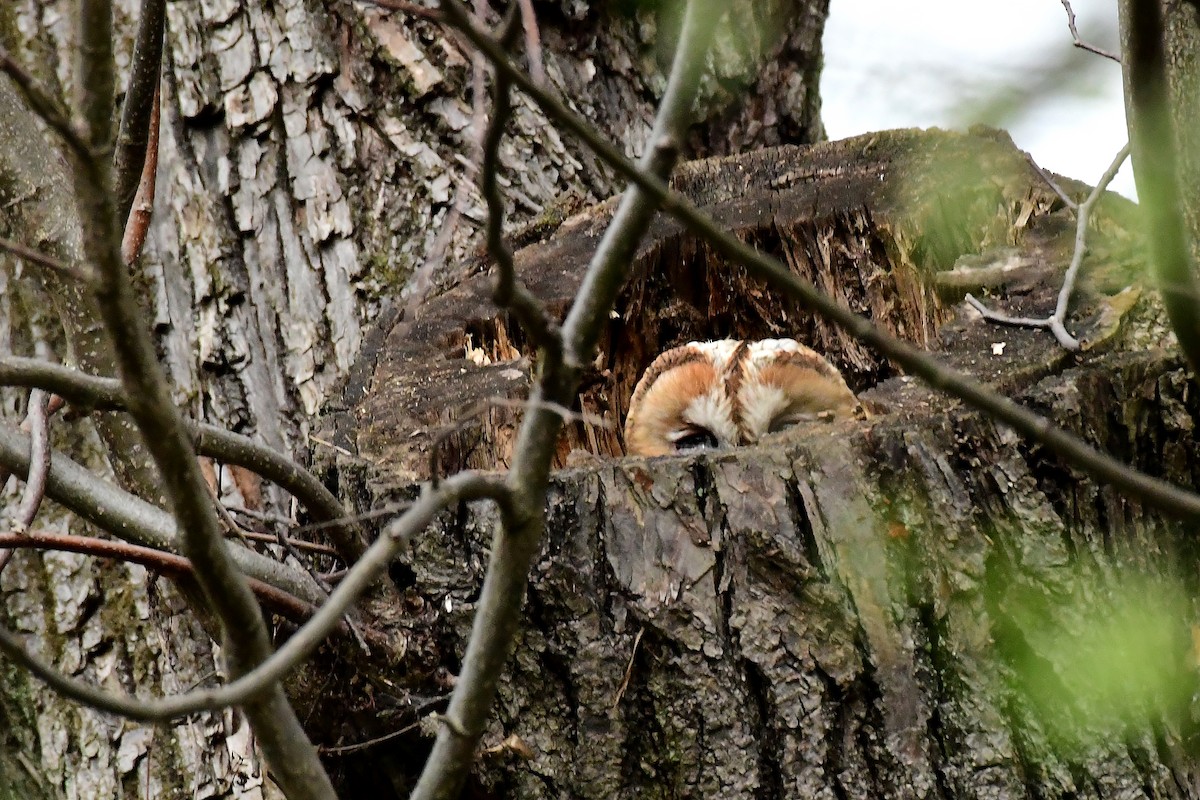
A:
[0,0,827,797]
[320,128,1200,798]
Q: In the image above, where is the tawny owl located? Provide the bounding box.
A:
[623,339,858,457]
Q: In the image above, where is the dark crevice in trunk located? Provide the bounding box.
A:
[813,663,853,800]
[788,477,829,581]
[913,566,955,800]
[742,657,784,800]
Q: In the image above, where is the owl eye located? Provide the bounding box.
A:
[668,426,719,452]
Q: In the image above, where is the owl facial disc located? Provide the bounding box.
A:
[623,339,857,457]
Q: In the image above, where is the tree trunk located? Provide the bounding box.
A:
[0,0,827,797]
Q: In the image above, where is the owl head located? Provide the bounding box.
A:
[623,339,858,457]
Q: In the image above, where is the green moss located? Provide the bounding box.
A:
[509,193,586,250]
[0,4,16,52]
[361,247,413,297]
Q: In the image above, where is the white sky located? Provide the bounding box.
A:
[822,0,1134,197]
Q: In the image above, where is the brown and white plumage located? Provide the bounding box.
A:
[623,339,858,457]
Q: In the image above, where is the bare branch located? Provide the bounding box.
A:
[0,357,125,408]
[968,142,1131,350]
[0,387,51,576]
[515,0,545,87]
[1060,0,1122,63]
[964,294,1054,330]
[0,472,503,723]
[1050,143,1131,338]
[446,5,1200,523]
[0,423,324,603]
[1025,152,1078,210]
[411,1,724,797]
[0,391,62,489]
[0,529,320,624]
[10,45,343,784]
[0,37,166,513]
[76,0,116,154]
[113,0,165,224]
[12,389,51,531]
[120,85,159,265]
[0,356,369,563]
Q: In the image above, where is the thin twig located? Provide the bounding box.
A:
[515,0,545,87]
[319,693,451,754]
[0,529,321,624]
[120,85,159,265]
[237,497,371,656]
[427,392,609,484]
[224,504,298,528]
[319,568,349,583]
[610,626,644,712]
[1059,0,1122,63]
[0,472,504,723]
[113,0,165,223]
[360,0,443,21]
[202,460,254,547]
[488,397,610,428]
[193,424,370,564]
[0,356,369,564]
[0,423,324,604]
[293,502,415,533]
[271,527,333,592]
[442,5,1200,522]
[13,390,51,532]
[226,525,343,558]
[0,236,89,282]
[968,142,1130,350]
[267,521,372,655]
[1025,152,1078,211]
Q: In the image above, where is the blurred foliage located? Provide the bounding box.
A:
[951,43,1115,131]
[607,0,794,111]
[989,564,1199,756]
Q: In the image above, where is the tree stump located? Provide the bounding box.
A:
[317,127,1200,799]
